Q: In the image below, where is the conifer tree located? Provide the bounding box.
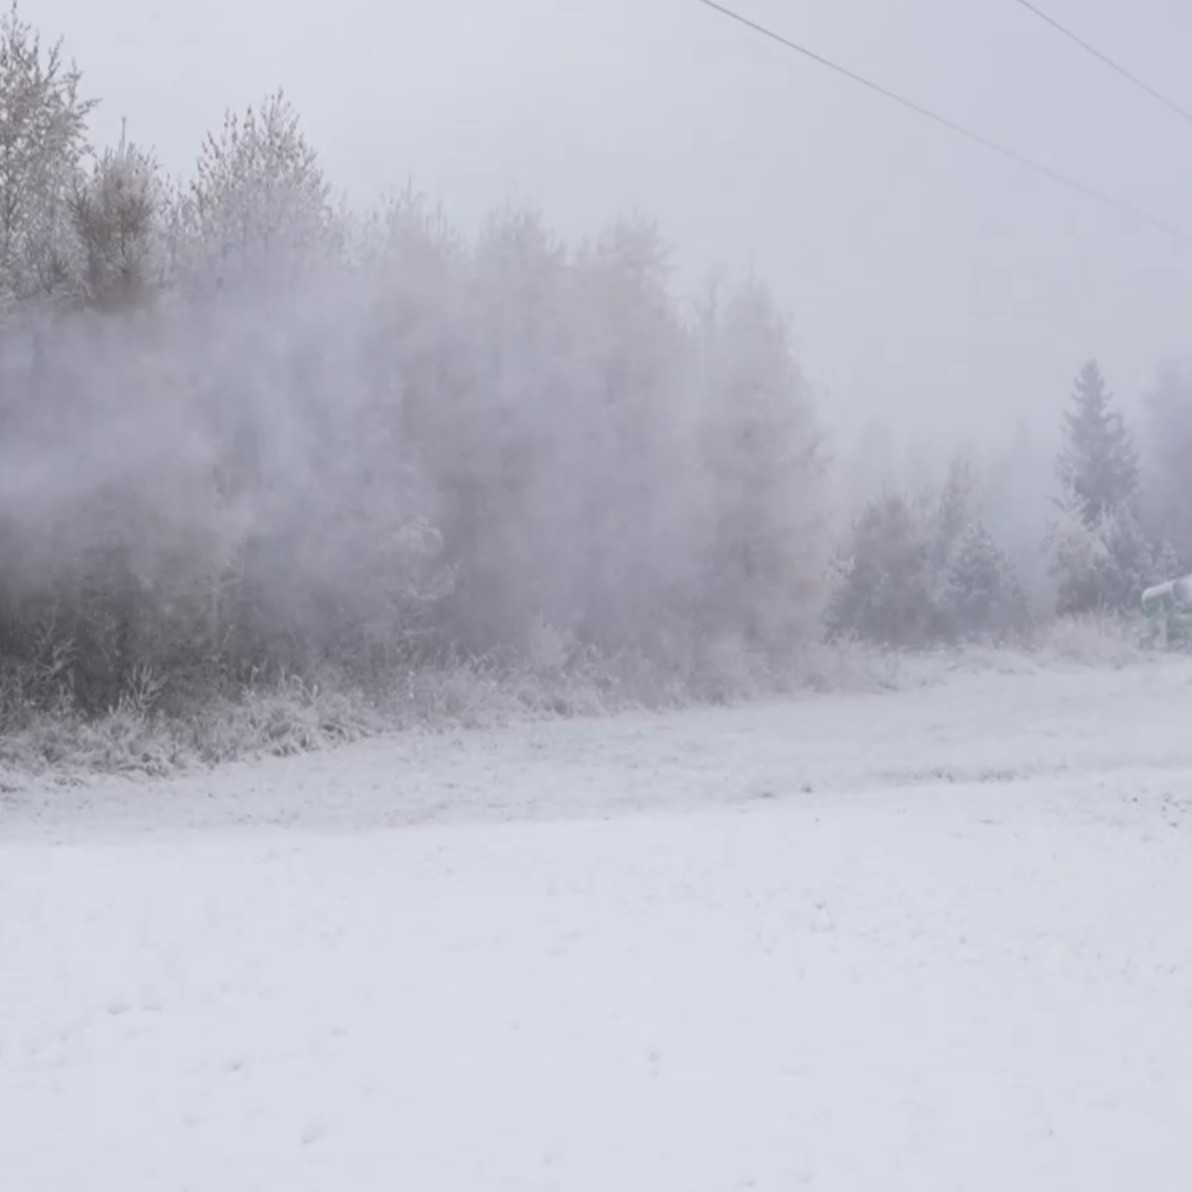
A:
[70,136,162,311]
[1058,360,1138,525]
[1053,360,1157,613]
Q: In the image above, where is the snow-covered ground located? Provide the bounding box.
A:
[3,655,1192,1190]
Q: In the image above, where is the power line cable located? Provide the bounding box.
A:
[693,0,1186,243]
[1011,0,1192,129]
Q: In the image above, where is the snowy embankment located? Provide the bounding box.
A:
[3,654,1192,1190]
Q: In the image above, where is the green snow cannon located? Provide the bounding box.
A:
[1141,573,1192,648]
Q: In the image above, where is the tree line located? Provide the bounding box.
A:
[830,357,1189,648]
[0,6,825,714]
[0,5,1187,720]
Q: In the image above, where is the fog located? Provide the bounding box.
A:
[2,1,1190,718]
[34,0,1192,439]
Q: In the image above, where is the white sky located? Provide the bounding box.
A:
[33,0,1192,443]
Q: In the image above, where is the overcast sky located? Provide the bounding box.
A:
[33,0,1192,445]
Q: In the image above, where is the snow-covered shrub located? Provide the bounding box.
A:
[1038,612,1145,667]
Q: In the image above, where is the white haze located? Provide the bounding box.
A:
[1,0,1187,721]
[33,0,1192,442]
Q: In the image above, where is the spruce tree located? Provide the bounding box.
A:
[828,496,934,647]
[1057,360,1138,525]
[70,138,162,311]
[1053,360,1158,613]
[944,523,1025,640]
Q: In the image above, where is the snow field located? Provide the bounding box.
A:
[3,655,1192,1190]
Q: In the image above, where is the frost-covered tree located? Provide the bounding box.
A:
[414,207,572,650]
[828,495,934,647]
[1058,360,1139,525]
[925,454,1026,640]
[829,449,1028,645]
[1052,360,1157,613]
[932,452,977,561]
[0,3,94,308]
[70,137,163,311]
[696,279,825,653]
[570,217,693,648]
[1051,504,1159,616]
[174,91,338,292]
[942,522,1026,640]
[983,420,1054,618]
